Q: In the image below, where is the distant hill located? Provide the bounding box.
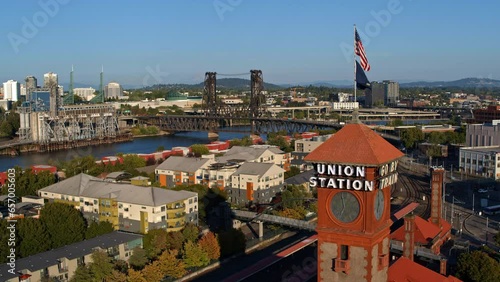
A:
[193,78,282,90]
[400,78,500,88]
[141,78,282,91]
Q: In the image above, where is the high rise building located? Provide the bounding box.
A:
[105,82,123,99]
[74,87,96,101]
[365,80,399,107]
[3,80,20,101]
[43,72,58,88]
[25,76,37,90]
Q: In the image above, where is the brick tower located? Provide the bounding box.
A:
[304,123,404,282]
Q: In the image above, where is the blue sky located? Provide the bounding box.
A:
[1,0,499,87]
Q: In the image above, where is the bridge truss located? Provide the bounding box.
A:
[138,115,342,134]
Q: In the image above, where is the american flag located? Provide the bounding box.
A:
[355,29,370,71]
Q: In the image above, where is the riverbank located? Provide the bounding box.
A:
[0,131,251,171]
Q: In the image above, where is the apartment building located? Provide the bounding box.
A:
[155,156,215,187]
[227,162,285,205]
[459,146,500,179]
[38,173,198,233]
[0,231,142,282]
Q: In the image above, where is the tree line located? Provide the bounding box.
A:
[0,202,113,263]
[70,225,246,282]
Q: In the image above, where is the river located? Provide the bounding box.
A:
[0,131,254,171]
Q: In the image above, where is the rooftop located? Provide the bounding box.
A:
[305,123,404,165]
[391,216,451,245]
[217,146,284,163]
[460,146,500,153]
[232,162,283,176]
[388,257,462,282]
[0,231,142,281]
[156,156,212,172]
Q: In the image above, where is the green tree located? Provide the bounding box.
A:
[166,231,185,251]
[183,240,210,268]
[284,166,301,179]
[88,250,114,281]
[70,265,93,282]
[494,231,500,247]
[198,232,220,260]
[157,249,187,279]
[143,228,168,259]
[217,228,246,257]
[456,250,500,282]
[400,128,424,149]
[141,261,164,282]
[182,223,200,243]
[18,218,51,257]
[40,203,86,249]
[190,144,210,156]
[129,247,149,270]
[281,185,312,210]
[122,155,146,169]
[127,268,146,282]
[85,221,114,239]
[105,270,127,282]
[156,146,165,152]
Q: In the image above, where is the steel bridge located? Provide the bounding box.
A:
[134,70,343,134]
[135,115,342,134]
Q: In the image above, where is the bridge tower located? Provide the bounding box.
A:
[203,72,217,117]
[250,70,264,133]
[304,123,404,282]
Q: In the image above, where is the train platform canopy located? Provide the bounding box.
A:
[389,257,462,282]
[304,123,404,165]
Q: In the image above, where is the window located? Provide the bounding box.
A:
[161,215,166,221]
[161,206,165,212]
[142,207,146,210]
[189,199,193,204]
[340,245,349,260]
[79,198,84,203]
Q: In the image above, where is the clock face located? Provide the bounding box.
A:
[374,189,385,221]
[330,192,360,223]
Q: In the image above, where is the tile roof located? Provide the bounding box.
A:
[388,257,462,282]
[156,156,212,172]
[0,231,142,281]
[391,215,443,244]
[39,173,194,207]
[304,123,404,165]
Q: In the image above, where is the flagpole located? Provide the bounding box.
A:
[353,24,357,103]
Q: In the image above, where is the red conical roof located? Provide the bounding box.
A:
[304,123,404,165]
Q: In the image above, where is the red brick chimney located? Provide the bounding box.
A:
[403,213,415,261]
[430,167,444,228]
[440,258,447,276]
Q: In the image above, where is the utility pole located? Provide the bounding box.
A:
[451,197,455,228]
[472,193,475,213]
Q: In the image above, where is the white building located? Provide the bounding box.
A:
[466,121,500,147]
[459,146,500,180]
[74,87,96,101]
[38,173,198,233]
[105,82,123,99]
[228,162,285,204]
[332,102,359,110]
[2,80,20,101]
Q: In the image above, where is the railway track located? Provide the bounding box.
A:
[396,164,431,219]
